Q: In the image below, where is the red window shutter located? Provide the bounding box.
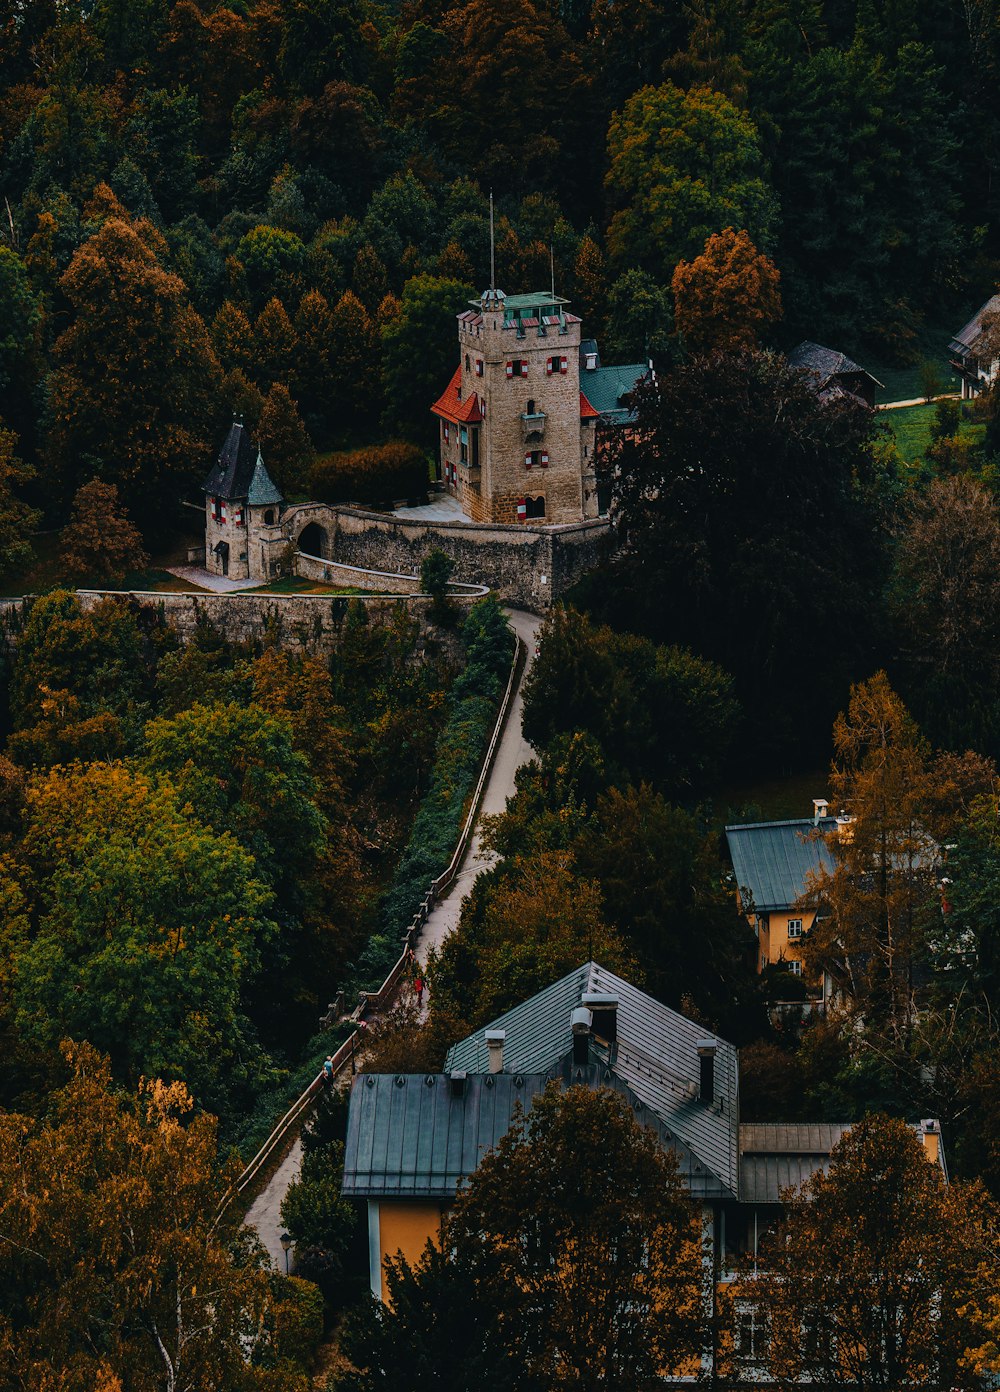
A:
[546,358,553,375]
[541,452,549,467]
[560,356,568,373]
[506,362,513,378]
[517,498,526,521]
[525,453,533,469]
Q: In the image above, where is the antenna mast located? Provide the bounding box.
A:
[550,243,555,300]
[489,189,496,293]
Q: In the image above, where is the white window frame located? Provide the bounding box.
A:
[787,918,803,939]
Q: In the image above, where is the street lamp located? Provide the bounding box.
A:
[279,1231,292,1276]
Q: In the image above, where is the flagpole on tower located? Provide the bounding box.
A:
[489,188,496,294]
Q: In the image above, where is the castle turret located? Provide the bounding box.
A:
[432,289,598,525]
[203,418,285,581]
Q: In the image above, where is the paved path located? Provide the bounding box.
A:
[878,393,960,410]
[416,608,541,968]
[244,1137,302,1270]
[392,494,467,522]
[244,607,541,1262]
[165,565,259,593]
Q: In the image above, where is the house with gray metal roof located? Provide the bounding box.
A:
[949,294,1000,399]
[341,960,947,1317]
[725,801,840,994]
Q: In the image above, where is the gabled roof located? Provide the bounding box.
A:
[342,1055,728,1201]
[949,294,1000,358]
[579,363,648,422]
[247,453,282,507]
[203,419,256,499]
[739,1122,946,1202]
[431,366,483,425]
[787,341,883,390]
[725,818,835,913]
[445,963,740,1198]
[580,391,601,420]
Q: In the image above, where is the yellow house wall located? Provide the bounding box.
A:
[762,910,816,970]
[376,1201,444,1303]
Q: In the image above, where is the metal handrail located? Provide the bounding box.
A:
[217,629,524,1218]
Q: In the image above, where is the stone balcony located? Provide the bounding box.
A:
[521,411,546,440]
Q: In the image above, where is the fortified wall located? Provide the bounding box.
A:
[284,504,610,612]
[0,591,461,662]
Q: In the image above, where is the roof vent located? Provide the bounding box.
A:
[485,1029,506,1075]
[571,1006,592,1066]
[696,1040,717,1104]
[582,993,618,1044]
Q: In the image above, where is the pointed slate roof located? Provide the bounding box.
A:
[247,453,283,507]
[445,963,740,1198]
[203,419,256,500]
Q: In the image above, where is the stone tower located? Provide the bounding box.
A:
[203,418,286,582]
[432,289,602,525]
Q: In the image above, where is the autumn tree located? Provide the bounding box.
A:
[47,202,222,524]
[381,273,474,442]
[671,226,782,354]
[212,299,256,378]
[257,383,314,495]
[596,351,894,757]
[890,475,1000,755]
[572,233,607,339]
[803,674,939,1039]
[293,288,335,436]
[740,1115,994,1390]
[58,477,149,588]
[0,1041,301,1392]
[0,425,40,579]
[8,763,277,1114]
[605,82,777,275]
[254,296,299,392]
[338,1085,707,1391]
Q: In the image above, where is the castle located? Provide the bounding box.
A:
[201,289,636,597]
[432,288,647,525]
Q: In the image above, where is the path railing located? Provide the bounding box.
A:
[220,629,525,1216]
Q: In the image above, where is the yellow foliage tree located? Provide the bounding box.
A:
[671,226,781,354]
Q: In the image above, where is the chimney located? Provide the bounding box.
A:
[813,798,829,822]
[449,1070,467,1099]
[582,993,619,1044]
[571,1006,593,1066]
[697,1040,717,1103]
[485,1029,506,1074]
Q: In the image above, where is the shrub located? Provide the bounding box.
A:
[309,440,428,508]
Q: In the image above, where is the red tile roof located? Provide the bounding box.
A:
[431,366,483,424]
[580,392,601,419]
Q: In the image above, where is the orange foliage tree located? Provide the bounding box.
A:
[671,227,782,354]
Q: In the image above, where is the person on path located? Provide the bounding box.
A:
[414,974,424,1007]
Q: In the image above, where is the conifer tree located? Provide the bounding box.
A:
[258,384,314,495]
[254,296,298,393]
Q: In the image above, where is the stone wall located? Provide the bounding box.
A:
[0,590,463,661]
[288,505,608,612]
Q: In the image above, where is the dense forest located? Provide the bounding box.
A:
[0,0,997,537]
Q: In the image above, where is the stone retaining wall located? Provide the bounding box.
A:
[280,504,609,612]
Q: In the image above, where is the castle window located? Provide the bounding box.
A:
[443,422,450,443]
[475,359,484,376]
[233,505,245,527]
[460,425,468,463]
[263,509,275,525]
[465,353,470,371]
[211,497,222,522]
[526,399,535,415]
[525,496,546,520]
[546,355,569,375]
[506,360,527,378]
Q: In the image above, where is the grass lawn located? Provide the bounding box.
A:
[884,402,985,465]
[864,323,960,405]
[244,575,371,596]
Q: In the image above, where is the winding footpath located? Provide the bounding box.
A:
[244,606,541,1268]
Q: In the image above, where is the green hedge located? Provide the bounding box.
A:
[348,596,515,993]
[309,441,429,507]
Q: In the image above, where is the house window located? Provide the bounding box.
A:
[788,959,803,976]
[736,1310,771,1363]
[787,919,803,939]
